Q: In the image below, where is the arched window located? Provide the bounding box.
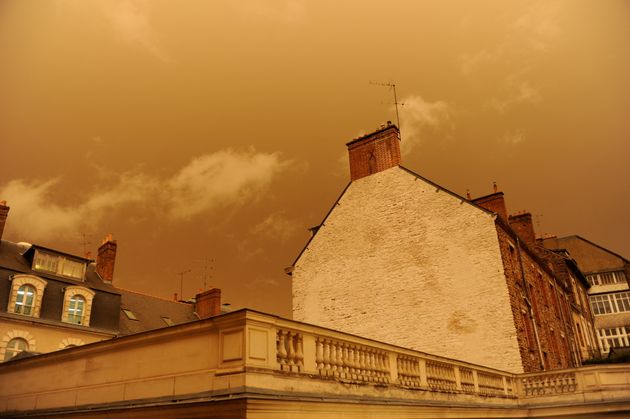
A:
[15,285,36,315]
[7,275,47,318]
[67,295,86,324]
[4,338,28,361]
[61,286,95,326]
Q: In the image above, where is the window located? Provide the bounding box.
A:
[67,295,86,324]
[122,309,138,320]
[597,327,630,353]
[32,249,86,280]
[590,292,630,315]
[7,275,47,318]
[14,285,35,315]
[587,270,627,286]
[4,338,28,361]
[615,292,630,312]
[61,286,95,326]
[590,295,614,315]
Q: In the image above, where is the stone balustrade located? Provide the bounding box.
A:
[270,316,516,398]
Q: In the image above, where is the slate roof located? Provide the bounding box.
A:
[118,288,197,336]
[0,240,119,294]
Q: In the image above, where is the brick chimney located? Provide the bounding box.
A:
[0,201,9,242]
[96,234,117,283]
[509,212,536,246]
[346,122,401,181]
[195,288,222,319]
[471,184,508,221]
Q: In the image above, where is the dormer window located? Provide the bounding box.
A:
[32,249,86,280]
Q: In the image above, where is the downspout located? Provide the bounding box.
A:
[516,236,545,370]
[551,273,579,367]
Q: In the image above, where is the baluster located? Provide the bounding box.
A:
[294,334,304,372]
[277,330,287,369]
[323,339,331,376]
[343,343,352,378]
[315,338,324,372]
[347,346,356,380]
[287,332,296,368]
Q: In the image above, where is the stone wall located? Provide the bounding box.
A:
[293,167,523,373]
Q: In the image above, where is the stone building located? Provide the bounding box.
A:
[541,235,630,354]
[289,123,592,373]
[0,200,220,362]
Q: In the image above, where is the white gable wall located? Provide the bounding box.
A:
[292,167,523,373]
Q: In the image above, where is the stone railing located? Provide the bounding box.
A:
[267,315,516,398]
[520,371,577,397]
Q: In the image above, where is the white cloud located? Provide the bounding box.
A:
[398,95,450,154]
[0,149,290,242]
[104,0,171,62]
[167,149,290,219]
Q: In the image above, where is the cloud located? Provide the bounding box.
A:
[104,0,171,62]
[235,0,307,23]
[500,131,526,146]
[458,1,564,111]
[398,95,450,154]
[491,80,542,112]
[0,149,290,241]
[167,149,290,219]
[250,211,300,243]
[512,2,563,52]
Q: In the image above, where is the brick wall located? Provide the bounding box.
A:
[293,167,524,373]
[346,124,401,181]
[495,225,574,372]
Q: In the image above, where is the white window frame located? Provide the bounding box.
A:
[590,292,630,315]
[6,275,47,318]
[587,270,627,286]
[33,249,86,281]
[597,327,630,353]
[61,286,95,326]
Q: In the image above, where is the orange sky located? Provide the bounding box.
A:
[1,0,628,317]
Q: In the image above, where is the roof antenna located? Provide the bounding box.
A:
[176,269,192,300]
[79,232,92,259]
[370,81,403,141]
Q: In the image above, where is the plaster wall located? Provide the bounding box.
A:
[293,167,523,372]
[0,318,112,361]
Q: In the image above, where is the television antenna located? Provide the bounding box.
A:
[176,269,192,300]
[196,257,214,291]
[79,232,92,258]
[369,81,404,140]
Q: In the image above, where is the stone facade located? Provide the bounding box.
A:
[293,166,524,372]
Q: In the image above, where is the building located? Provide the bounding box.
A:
[0,200,219,362]
[289,123,594,373]
[541,235,630,354]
